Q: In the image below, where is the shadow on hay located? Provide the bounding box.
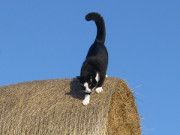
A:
[65,78,85,100]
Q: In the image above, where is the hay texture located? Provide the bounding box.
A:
[0,77,141,135]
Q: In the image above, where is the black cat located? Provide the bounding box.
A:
[77,12,108,105]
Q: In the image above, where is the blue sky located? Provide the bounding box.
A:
[0,1,180,134]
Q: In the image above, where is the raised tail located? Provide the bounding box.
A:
[85,12,106,43]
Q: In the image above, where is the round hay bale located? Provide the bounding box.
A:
[0,77,141,135]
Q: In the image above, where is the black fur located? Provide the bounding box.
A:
[77,12,108,96]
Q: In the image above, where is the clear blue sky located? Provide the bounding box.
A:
[0,1,180,134]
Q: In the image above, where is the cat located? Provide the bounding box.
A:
[77,12,108,105]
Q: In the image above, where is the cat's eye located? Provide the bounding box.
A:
[90,78,93,83]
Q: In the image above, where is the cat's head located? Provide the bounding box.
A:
[77,73,99,92]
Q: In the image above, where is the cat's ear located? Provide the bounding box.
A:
[76,76,81,81]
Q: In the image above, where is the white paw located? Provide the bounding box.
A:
[95,87,103,93]
[82,99,90,105]
[82,95,90,105]
[106,74,108,78]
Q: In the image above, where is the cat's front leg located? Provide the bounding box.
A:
[82,93,91,105]
[95,74,105,93]
[95,87,103,93]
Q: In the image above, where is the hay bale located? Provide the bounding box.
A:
[0,77,141,135]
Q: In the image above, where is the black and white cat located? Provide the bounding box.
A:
[77,12,108,105]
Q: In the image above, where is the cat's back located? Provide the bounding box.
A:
[86,42,108,59]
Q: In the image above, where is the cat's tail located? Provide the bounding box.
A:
[86,12,106,43]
